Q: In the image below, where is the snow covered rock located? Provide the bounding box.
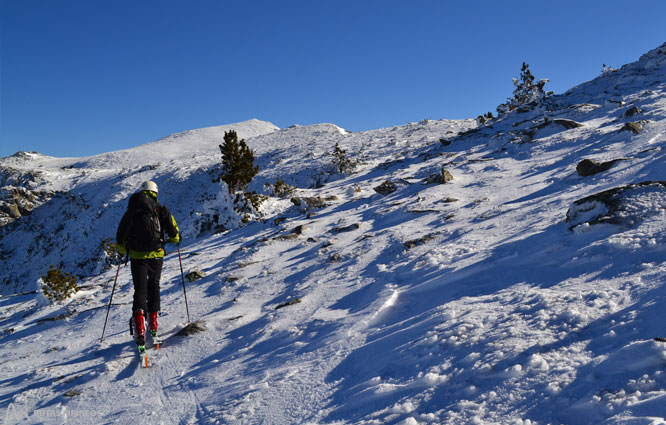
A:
[566,181,666,230]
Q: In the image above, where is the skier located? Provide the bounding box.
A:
[116,181,180,350]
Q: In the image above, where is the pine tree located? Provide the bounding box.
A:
[497,62,552,115]
[331,143,356,174]
[219,130,259,194]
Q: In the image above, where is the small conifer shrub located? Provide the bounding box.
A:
[497,62,553,115]
[41,265,79,303]
[237,191,268,214]
[219,130,259,194]
[331,143,356,175]
[265,178,296,198]
[477,112,494,124]
[100,238,121,266]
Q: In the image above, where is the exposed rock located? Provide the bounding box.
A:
[424,168,454,185]
[176,320,206,336]
[0,182,54,227]
[374,180,398,196]
[620,122,643,134]
[409,208,440,214]
[275,298,302,310]
[290,225,307,235]
[37,312,75,323]
[439,138,452,146]
[331,223,360,233]
[290,196,337,211]
[529,118,583,138]
[566,181,666,231]
[186,269,206,282]
[624,106,642,117]
[5,203,21,219]
[274,233,299,241]
[553,119,584,129]
[404,234,438,249]
[64,389,81,397]
[443,197,459,203]
[576,158,624,177]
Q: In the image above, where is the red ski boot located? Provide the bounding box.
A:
[133,310,146,348]
[148,311,161,349]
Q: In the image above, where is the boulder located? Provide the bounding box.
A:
[290,225,307,235]
[566,181,666,231]
[624,106,642,117]
[424,168,454,185]
[553,119,584,129]
[176,320,206,336]
[373,180,398,196]
[576,158,623,177]
[620,122,643,134]
[331,223,360,233]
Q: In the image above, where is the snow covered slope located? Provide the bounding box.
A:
[2,43,666,424]
[0,119,280,291]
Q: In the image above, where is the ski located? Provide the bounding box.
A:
[149,330,162,350]
[654,337,666,343]
[135,333,162,368]
[138,346,151,368]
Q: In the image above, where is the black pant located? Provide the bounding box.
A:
[130,258,163,313]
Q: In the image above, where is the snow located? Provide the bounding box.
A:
[1,42,666,424]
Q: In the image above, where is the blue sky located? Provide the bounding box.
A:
[1,0,665,158]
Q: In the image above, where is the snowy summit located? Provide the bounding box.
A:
[2,43,666,424]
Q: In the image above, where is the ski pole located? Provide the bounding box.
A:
[177,243,191,323]
[100,255,125,343]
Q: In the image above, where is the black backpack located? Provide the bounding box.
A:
[125,192,163,252]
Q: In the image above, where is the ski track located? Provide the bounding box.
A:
[2,44,666,424]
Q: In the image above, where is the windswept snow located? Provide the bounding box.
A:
[2,43,666,424]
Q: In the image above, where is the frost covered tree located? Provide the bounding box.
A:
[331,143,356,175]
[218,130,259,194]
[497,62,552,115]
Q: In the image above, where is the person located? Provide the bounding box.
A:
[116,181,180,350]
